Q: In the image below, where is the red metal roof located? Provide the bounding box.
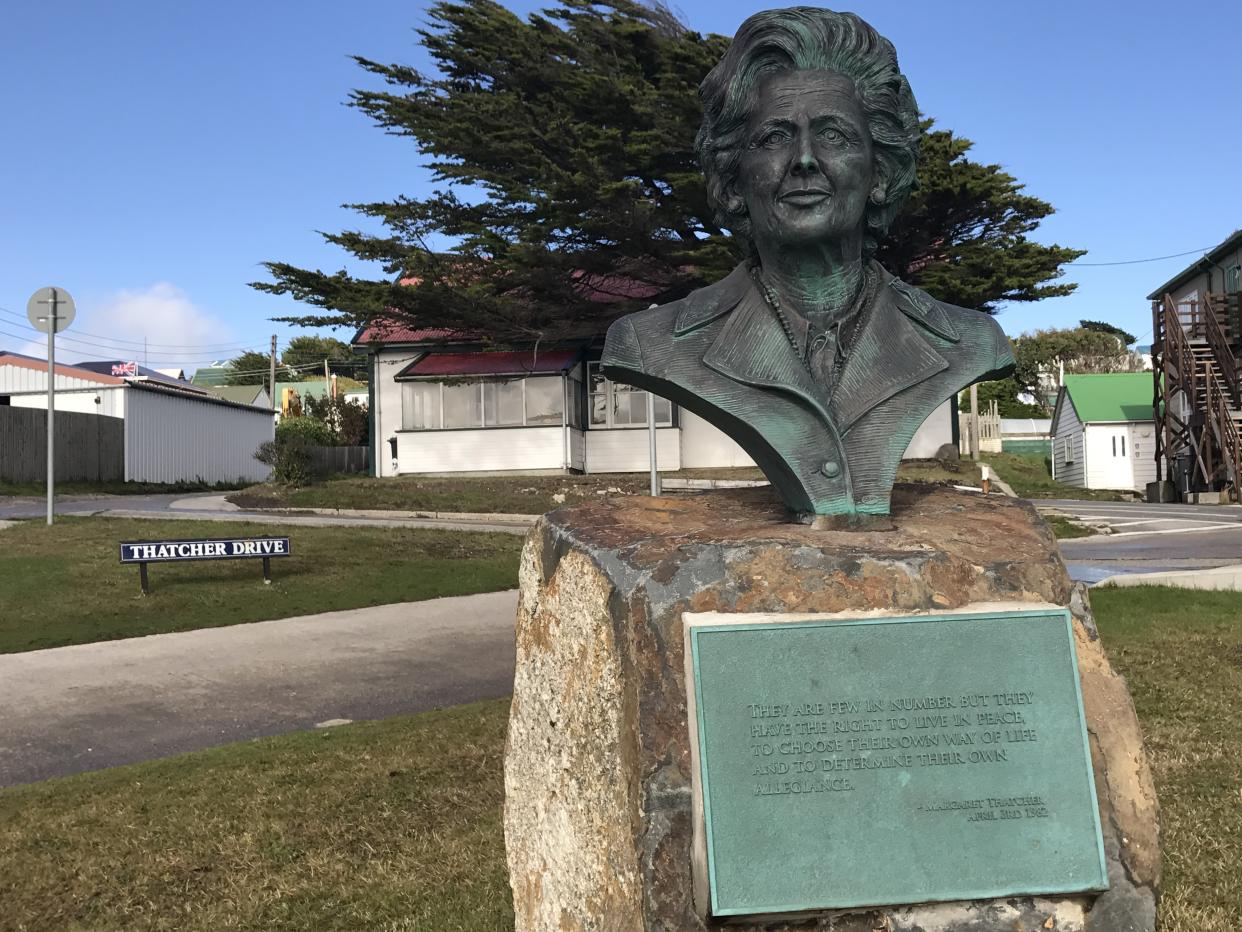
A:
[396,349,581,379]
[353,320,466,345]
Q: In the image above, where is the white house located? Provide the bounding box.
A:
[0,352,274,484]
[1050,373,1156,492]
[354,324,954,478]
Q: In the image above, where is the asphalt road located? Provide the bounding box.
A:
[0,590,519,788]
[1036,499,1242,582]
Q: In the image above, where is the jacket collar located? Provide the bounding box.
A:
[673,264,752,335]
[695,263,955,434]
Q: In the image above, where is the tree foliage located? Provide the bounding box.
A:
[254,0,1084,341]
[282,336,360,378]
[1079,319,1136,346]
[1011,327,1145,404]
[227,350,272,386]
[961,377,1047,418]
[873,125,1084,312]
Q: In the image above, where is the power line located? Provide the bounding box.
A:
[0,305,274,352]
[1069,246,1216,267]
[0,328,271,361]
[0,328,271,366]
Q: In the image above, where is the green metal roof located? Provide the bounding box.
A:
[1062,373,1153,423]
[205,384,268,405]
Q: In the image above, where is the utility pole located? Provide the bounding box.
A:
[324,358,331,394]
[270,335,278,413]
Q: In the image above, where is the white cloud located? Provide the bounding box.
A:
[65,283,236,374]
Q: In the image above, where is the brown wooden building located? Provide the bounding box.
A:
[1148,230,1242,500]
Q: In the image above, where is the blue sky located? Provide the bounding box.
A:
[2,0,1239,375]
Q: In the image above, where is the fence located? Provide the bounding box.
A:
[308,445,369,475]
[958,401,1002,456]
[0,407,124,482]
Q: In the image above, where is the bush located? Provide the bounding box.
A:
[276,415,335,446]
[304,394,369,446]
[255,436,315,486]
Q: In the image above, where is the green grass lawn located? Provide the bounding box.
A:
[230,461,978,515]
[1045,515,1096,539]
[0,586,1235,930]
[0,518,522,654]
[986,452,1131,501]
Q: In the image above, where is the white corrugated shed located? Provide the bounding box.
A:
[0,356,124,394]
[1000,418,1052,437]
[125,384,273,483]
[2,352,272,484]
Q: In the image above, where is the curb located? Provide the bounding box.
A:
[1094,563,1242,591]
[259,506,540,525]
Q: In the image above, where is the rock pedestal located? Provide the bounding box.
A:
[503,485,1160,932]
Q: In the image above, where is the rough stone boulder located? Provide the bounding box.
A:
[504,484,1159,931]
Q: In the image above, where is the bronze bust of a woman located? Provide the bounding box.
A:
[602,7,1015,517]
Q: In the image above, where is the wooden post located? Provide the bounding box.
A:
[970,383,980,460]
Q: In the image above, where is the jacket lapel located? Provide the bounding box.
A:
[701,281,833,425]
[831,283,949,434]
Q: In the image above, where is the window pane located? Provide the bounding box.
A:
[654,395,673,425]
[525,377,564,425]
[401,382,440,430]
[484,380,524,426]
[443,382,482,428]
[612,391,632,426]
[590,393,607,425]
[629,390,648,425]
[588,362,606,395]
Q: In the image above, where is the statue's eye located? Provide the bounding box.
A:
[819,126,847,144]
[757,129,790,148]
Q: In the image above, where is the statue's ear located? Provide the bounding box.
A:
[869,177,887,206]
[724,186,745,215]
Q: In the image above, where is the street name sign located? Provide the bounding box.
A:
[684,604,1107,917]
[119,536,291,593]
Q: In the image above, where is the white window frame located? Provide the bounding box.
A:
[400,375,566,431]
[586,361,674,429]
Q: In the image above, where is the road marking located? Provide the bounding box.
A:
[1062,524,1242,541]
[1069,515,1236,527]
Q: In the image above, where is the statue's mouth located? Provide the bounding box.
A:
[779,188,832,206]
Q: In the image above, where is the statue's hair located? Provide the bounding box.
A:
[696,7,920,257]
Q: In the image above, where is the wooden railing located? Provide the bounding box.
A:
[1205,369,1242,490]
[1203,292,1240,405]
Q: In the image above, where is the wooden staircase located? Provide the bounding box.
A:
[1152,292,1242,498]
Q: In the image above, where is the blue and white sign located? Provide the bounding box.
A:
[119,537,291,564]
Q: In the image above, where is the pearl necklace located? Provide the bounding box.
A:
[750,263,876,379]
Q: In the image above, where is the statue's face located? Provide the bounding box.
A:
[735,69,876,254]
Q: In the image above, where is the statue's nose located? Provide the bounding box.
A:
[791,135,819,175]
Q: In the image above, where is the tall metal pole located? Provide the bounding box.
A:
[46,288,59,525]
[647,391,660,496]
[269,335,278,413]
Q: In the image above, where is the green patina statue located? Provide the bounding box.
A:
[602,7,1015,518]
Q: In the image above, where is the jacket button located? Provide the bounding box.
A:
[821,461,840,478]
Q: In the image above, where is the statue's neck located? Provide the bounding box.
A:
[754,240,866,324]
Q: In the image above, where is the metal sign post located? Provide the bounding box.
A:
[26,286,77,526]
[647,391,660,496]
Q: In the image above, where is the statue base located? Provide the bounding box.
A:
[503,485,1159,931]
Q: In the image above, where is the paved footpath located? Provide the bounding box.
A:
[0,590,518,788]
[0,492,534,534]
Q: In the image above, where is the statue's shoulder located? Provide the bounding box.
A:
[885,274,1015,372]
[602,264,751,373]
